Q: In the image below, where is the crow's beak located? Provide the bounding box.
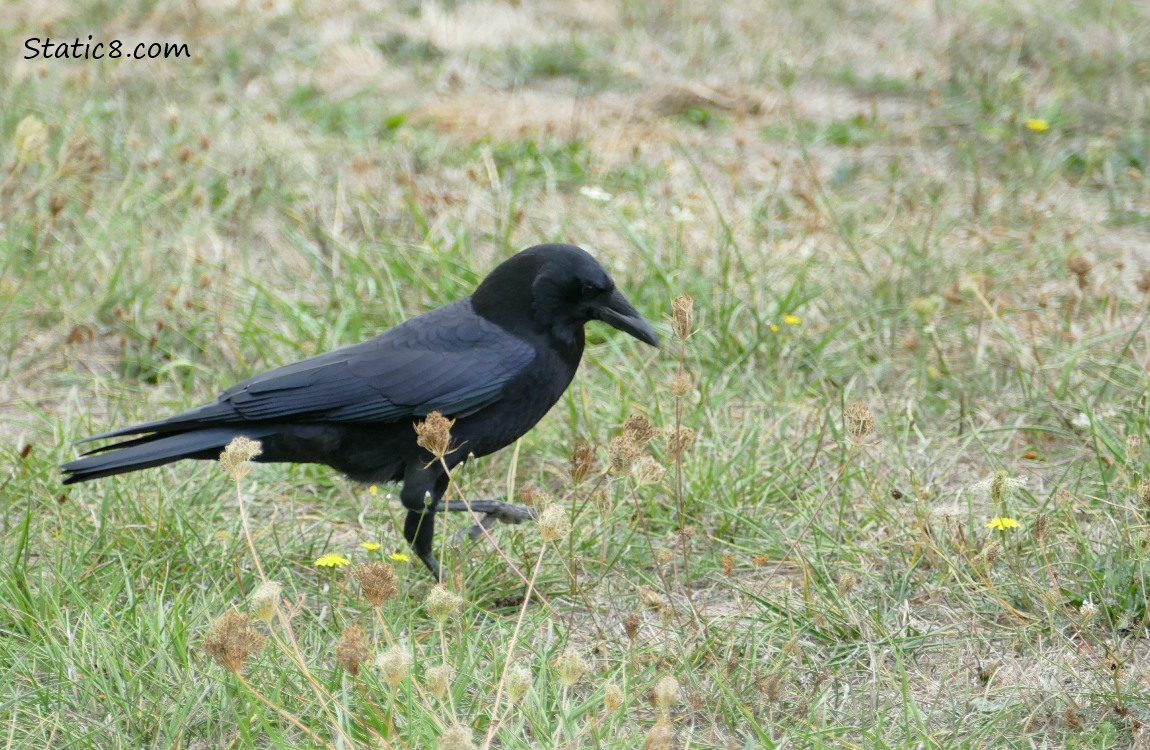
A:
[595,289,660,348]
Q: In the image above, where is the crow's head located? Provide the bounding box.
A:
[473,244,659,349]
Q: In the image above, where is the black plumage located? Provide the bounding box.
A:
[62,244,659,578]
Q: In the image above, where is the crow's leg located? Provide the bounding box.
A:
[403,509,441,580]
[400,465,452,580]
[432,498,536,538]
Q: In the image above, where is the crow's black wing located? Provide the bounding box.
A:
[82,300,535,440]
[223,299,534,422]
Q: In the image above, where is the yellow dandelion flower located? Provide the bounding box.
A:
[314,553,351,568]
[360,542,381,551]
[783,314,801,326]
[986,517,1020,531]
[369,484,378,496]
[389,552,411,563]
[1024,118,1049,132]
[770,324,780,333]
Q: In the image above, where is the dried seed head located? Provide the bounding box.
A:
[670,372,692,397]
[553,646,589,687]
[643,720,675,750]
[980,543,1001,567]
[672,295,694,340]
[48,192,67,216]
[415,411,455,458]
[843,402,876,443]
[425,584,462,624]
[836,572,858,597]
[570,440,596,484]
[250,580,282,624]
[664,427,696,462]
[607,435,640,475]
[656,548,674,566]
[336,624,371,677]
[1064,706,1082,729]
[989,470,1007,504]
[505,662,533,702]
[375,646,413,687]
[437,723,476,750]
[971,473,1026,501]
[624,414,657,445]
[1079,598,1097,622]
[219,436,262,481]
[58,132,103,180]
[623,612,642,641]
[1138,479,1150,509]
[908,295,944,322]
[652,674,680,714]
[354,562,399,607]
[604,682,624,712]
[425,663,454,699]
[14,115,49,164]
[1066,255,1092,286]
[634,456,666,487]
[538,503,571,543]
[638,585,669,611]
[1126,433,1143,463]
[1032,513,1049,543]
[517,484,547,508]
[203,609,265,673]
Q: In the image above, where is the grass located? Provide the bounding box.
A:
[3,0,1150,747]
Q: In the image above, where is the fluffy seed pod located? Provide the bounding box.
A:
[376,646,413,687]
[570,440,596,484]
[425,584,463,624]
[506,662,533,703]
[354,562,399,607]
[219,436,262,481]
[604,682,624,712]
[843,402,875,443]
[425,663,454,699]
[250,581,282,624]
[538,503,571,543]
[672,295,694,340]
[203,610,265,674]
[415,411,455,457]
[651,674,680,714]
[553,646,589,687]
[336,624,371,677]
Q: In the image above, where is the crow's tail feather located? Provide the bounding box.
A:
[61,427,273,484]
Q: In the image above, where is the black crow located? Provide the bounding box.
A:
[62,244,658,578]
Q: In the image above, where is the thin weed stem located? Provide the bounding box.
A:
[234,672,339,750]
[481,542,547,750]
[232,474,356,747]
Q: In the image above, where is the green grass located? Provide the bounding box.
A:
[4,0,1150,748]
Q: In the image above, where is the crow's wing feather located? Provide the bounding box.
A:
[78,299,536,443]
[219,299,534,423]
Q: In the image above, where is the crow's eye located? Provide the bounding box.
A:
[581,282,599,300]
